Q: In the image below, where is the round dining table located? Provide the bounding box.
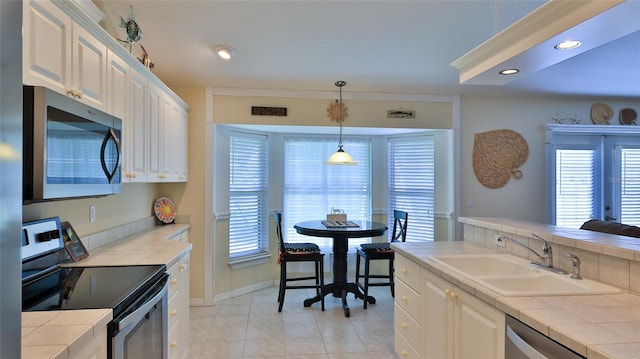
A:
[294,220,388,317]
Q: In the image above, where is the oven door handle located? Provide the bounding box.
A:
[114,274,169,332]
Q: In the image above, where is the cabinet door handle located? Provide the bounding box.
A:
[179,263,187,271]
[170,310,177,317]
[449,290,457,300]
[401,322,408,329]
[401,295,408,302]
[170,278,178,285]
[401,268,408,274]
[400,350,408,357]
[170,341,177,349]
[444,288,450,295]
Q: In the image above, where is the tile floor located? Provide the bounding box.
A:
[188,285,398,358]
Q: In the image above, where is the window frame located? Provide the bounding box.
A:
[282,135,372,250]
[387,134,435,241]
[545,124,640,228]
[228,131,269,262]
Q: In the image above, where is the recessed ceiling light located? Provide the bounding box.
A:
[499,69,519,75]
[215,45,236,60]
[554,40,582,50]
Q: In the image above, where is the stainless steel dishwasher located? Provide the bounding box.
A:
[505,315,586,359]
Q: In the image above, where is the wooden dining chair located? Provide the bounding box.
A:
[275,211,325,312]
[355,209,408,309]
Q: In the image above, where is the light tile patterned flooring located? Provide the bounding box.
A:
[188,285,398,358]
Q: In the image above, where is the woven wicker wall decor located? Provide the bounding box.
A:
[472,129,529,189]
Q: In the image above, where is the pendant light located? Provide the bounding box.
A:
[326,81,356,165]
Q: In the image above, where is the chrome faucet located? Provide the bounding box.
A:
[503,233,566,274]
[566,253,582,279]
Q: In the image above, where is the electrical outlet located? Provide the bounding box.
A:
[90,205,96,222]
[466,196,474,208]
[494,234,506,247]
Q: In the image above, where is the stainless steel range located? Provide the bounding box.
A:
[21,217,169,359]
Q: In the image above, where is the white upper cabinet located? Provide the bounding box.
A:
[107,51,128,125]
[72,22,107,111]
[125,68,149,182]
[23,1,107,111]
[23,0,189,183]
[23,0,72,95]
[147,82,164,182]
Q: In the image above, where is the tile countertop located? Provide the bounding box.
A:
[22,310,112,359]
[62,223,192,268]
[23,224,192,358]
[392,241,640,359]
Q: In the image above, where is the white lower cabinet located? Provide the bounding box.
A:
[167,252,190,359]
[423,269,505,359]
[394,253,505,359]
[394,254,422,358]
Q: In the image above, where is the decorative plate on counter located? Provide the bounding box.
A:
[154,197,176,224]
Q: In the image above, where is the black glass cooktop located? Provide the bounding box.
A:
[22,265,165,315]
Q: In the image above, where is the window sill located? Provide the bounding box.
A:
[229,252,271,270]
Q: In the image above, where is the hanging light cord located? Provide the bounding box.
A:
[336,80,346,150]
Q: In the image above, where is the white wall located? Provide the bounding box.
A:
[459,96,640,223]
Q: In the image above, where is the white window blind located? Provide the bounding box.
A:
[619,148,640,226]
[388,135,435,241]
[283,136,371,248]
[229,132,268,259]
[554,148,597,228]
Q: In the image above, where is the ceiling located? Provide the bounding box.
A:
[91,1,639,99]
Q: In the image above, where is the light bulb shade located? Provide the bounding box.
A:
[326,148,356,165]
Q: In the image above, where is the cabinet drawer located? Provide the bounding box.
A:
[168,291,179,331]
[395,328,421,359]
[396,255,421,291]
[167,264,181,299]
[395,279,421,319]
[395,303,421,353]
[168,319,180,359]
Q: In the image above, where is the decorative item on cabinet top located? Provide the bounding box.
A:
[619,108,637,125]
[154,197,177,224]
[119,5,143,50]
[550,113,582,124]
[591,103,614,125]
[473,129,528,189]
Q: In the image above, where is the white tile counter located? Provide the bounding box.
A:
[62,223,192,269]
[22,310,112,359]
[22,224,192,358]
[392,240,640,359]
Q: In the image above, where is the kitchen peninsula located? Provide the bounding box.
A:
[393,217,640,359]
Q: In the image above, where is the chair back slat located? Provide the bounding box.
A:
[391,209,408,243]
[274,211,285,253]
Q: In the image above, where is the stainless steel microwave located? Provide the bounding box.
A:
[23,86,122,203]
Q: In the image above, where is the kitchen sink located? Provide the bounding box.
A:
[428,254,534,276]
[429,254,621,296]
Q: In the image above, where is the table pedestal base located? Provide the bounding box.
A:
[303,282,375,317]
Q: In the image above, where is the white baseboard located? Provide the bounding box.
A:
[189,298,206,307]
[210,280,277,304]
